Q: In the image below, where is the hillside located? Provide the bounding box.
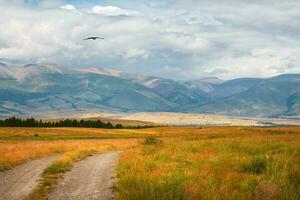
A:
[181,74,300,117]
[0,63,300,118]
[0,63,176,116]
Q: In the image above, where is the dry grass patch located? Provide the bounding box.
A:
[0,139,138,171]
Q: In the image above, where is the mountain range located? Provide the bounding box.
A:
[0,63,299,118]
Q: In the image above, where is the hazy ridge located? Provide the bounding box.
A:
[0,63,299,118]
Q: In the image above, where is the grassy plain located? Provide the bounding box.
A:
[0,126,299,200]
[116,127,300,200]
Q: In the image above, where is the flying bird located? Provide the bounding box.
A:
[83,37,104,40]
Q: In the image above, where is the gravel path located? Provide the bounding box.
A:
[48,151,121,200]
[0,155,59,200]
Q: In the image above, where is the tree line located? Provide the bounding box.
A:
[0,117,154,129]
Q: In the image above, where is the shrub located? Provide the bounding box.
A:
[115,124,123,129]
[239,157,267,174]
[143,137,162,145]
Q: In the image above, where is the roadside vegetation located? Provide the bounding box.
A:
[0,126,299,199]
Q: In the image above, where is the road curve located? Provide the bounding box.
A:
[48,151,121,200]
[0,155,59,200]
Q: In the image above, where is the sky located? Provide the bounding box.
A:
[0,0,300,80]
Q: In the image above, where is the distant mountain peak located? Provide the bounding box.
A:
[142,78,160,88]
[270,74,300,81]
[197,77,225,84]
[0,64,65,81]
[76,67,124,77]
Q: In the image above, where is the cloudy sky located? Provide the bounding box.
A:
[0,0,300,80]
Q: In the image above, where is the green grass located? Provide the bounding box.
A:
[0,165,8,172]
[43,161,71,175]
[238,157,267,174]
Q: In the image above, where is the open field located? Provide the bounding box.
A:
[27,111,300,126]
[0,126,300,199]
[119,112,300,126]
[41,116,158,127]
[0,127,153,142]
[120,112,260,126]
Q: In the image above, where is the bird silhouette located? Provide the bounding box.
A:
[83,37,104,40]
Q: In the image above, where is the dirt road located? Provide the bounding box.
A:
[48,151,121,200]
[0,155,59,200]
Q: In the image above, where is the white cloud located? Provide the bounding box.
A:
[124,48,149,61]
[60,4,76,11]
[91,6,139,16]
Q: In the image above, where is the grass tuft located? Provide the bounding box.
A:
[239,157,267,174]
[0,165,8,172]
[143,137,162,145]
[43,161,71,175]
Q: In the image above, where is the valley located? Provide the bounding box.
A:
[2,1,300,200]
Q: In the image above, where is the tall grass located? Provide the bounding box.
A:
[238,157,267,174]
[116,127,300,200]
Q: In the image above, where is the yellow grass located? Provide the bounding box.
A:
[116,127,300,200]
[0,139,137,171]
[0,127,148,140]
[1,126,300,171]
